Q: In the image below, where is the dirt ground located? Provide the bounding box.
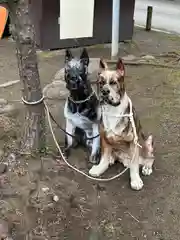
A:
[0,28,180,240]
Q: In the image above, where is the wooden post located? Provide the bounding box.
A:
[146,6,153,31]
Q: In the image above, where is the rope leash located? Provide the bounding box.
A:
[45,102,130,181]
[21,96,44,105]
[102,97,142,149]
[22,95,142,182]
[22,95,100,141]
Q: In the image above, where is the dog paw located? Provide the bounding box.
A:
[89,155,99,164]
[121,158,130,167]
[142,166,152,176]
[86,140,92,148]
[63,147,71,158]
[130,177,144,191]
[89,166,101,177]
[109,156,115,165]
[89,160,109,177]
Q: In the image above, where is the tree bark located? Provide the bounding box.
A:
[8,0,46,154]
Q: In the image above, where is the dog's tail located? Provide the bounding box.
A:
[132,106,147,141]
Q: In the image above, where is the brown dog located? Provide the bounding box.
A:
[89,58,154,190]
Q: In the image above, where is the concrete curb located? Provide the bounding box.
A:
[135,24,180,36]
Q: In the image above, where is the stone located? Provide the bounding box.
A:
[54,68,64,80]
[7,153,16,165]
[43,81,68,99]
[53,195,59,202]
[0,163,7,174]
[42,187,49,192]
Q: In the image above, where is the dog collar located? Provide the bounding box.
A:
[68,90,96,104]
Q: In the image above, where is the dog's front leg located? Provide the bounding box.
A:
[88,123,100,164]
[129,145,144,190]
[89,148,111,177]
[64,119,76,157]
[89,133,113,177]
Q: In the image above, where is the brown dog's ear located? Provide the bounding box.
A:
[116,58,125,76]
[99,58,108,70]
[80,48,89,66]
[65,49,73,63]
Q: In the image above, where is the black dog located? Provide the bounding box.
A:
[64,48,101,164]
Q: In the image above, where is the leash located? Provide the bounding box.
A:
[45,86,100,141]
[48,110,100,141]
[45,96,141,181]
[102,96,142,149]
[45,101,131,181]
[21,65,142,181]
[22,94,141,182]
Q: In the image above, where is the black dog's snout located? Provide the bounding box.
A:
[72,82,77,89]
[71,76,78,81]
[69,76,81,89]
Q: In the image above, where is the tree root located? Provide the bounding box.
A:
[106,59,180,69]
[0,80,20,88]
[153,51,180,58]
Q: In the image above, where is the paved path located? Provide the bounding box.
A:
[134,0,180,34]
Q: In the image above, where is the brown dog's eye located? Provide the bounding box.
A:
[99,76,105,85]
[109,80,116,85]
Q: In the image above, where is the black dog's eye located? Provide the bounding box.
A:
[84,66,88,74]
[66,73,70,79]
[65,70,70,79]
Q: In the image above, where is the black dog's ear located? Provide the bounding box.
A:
[65,49,73,63]
[80,48,89,66]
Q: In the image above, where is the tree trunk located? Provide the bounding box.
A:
[8,0,46,154]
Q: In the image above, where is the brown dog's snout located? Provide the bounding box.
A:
[102,84,110,95]
[102,89,110,95]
